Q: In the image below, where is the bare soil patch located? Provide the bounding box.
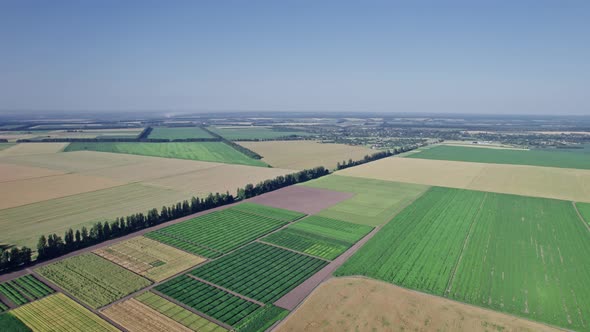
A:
[275,277,563,332]
[248,186,354,214]
[0,162,65,182]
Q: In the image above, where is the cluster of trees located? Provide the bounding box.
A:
[0,138,8,143]
[0,246,32,272]
[137,126,153,139]
[28,166,328,268]
[336,150,394,170]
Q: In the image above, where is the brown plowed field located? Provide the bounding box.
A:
[247,185,354,214]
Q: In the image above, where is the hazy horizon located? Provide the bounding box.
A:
[1,1,589,115]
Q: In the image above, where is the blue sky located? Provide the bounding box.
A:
[0,1,588,114]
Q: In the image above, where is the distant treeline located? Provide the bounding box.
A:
[201,127,264,159]
[0,139,8,143]
[0,166,328,273]
[335,144,425,170]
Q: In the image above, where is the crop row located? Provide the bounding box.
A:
[261,228,349,260]
[0,299,8,312]
[190,242,328,303]
[145,232,222,258]
[155,275,260,327]
[231,203,306,222]
[148,209,287,256]
[135,291,228,332]
[289,215,373,244]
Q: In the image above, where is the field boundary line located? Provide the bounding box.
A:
[256,240,331,262]
[185,274,266,306]
[151,288,234,331]
[444,192,488,297]
[29,270,130,332]
[572,201,590,234]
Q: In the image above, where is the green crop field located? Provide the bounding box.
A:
[208,126,312,140]
[261,228,350,260]
[0,299,9,313]
[0,143,15,151]
[135,291,228,332]
[155,275,261,327]
[231,202,306,222]
[337,187,590,331]
[148,127,214,140]
[302,175,429,226]
[64,142,267,166]
[146,207,289,257]
[262,216,373,260]
[36,253,152,308]
[11,293,118,332]
[0,275,54,306]
[0,313,31,332]
[233,305,289,332]
[407,145,590,169]
[577,202,590,225]
[190,242,328,303]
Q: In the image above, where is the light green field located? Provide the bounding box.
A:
[148,127,213,140]
[208,126,312,140]
[36,254,152,309]
[577,202,590,225]
[337,187,590,331]
[64,142,267,166]
[301,175,429,226]
[0,183,189,248]
[408,145,590,169]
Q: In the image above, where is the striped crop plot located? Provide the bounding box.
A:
[94,236,205,282]
[262,216,373,260]
[231,202,306,222]
[0,299,8,313]
[135,291,228,332]
[189,242,328,303]
[11,293,118,332]
[0,275,54,306]
[155,275,261,327]
[36,253,152,308]
[146,206,294,258]
[101,298,193,332]
[336,186,590,331]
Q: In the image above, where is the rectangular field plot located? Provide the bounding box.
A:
[0,299,8,313]
[155,275,260,327]
[0,313,32,331]
[231,202,306,222]
[336,187,487,295]
[189,242,328,303]
[11,293,118,332]
[36,253,152,309]
[0,275,54,306]
[94,237,206,282]
[102,298,193,332]
[261,216,373,260]
[577,202,590,225]
[148,127,214,140]
[135,291,228,332]
[337,187,590,331]
[146,208,289,258]
[65,142,268,166]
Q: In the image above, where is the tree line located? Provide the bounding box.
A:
[201,127,264,159]
[336,144,425,170]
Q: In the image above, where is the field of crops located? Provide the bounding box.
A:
[0,313,31,332]
[336,187,486,295]
[64,142,267,166]
[0,143,15,151]
[289,215,373,243]
[10,293,118,332]
[135,291,228,332]
[36,253,152,308]
[146,207,290,257]
[102,298,193,332]
[190,242,328,303]
[0,275,54,306]
[0,299,8,313]
[336,186,590,331]
[577,202,590,225]
[208,126,312,140]
[302,175,429,226]
[94,236,205,282]
[231,202,306,222]
[408,145,590,169]
[148,127,213,140]
[155,275,260,327]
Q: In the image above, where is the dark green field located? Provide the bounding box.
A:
[408,145,590,169]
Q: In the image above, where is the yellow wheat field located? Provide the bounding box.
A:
[0,142,69,156]
[101,298,192,332]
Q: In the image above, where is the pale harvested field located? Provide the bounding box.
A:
[0,162,65,182]
[146,163,295,195]
[239,140,374,170]
[0,132,38,142]
[277,277,562,332]
[0,142,68,156]
[0,173,124,209]
[40,128,143,139]
[102,298,192,332]
[441,141,527,150]
[338,157,590,203]
[94,236,205,281]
